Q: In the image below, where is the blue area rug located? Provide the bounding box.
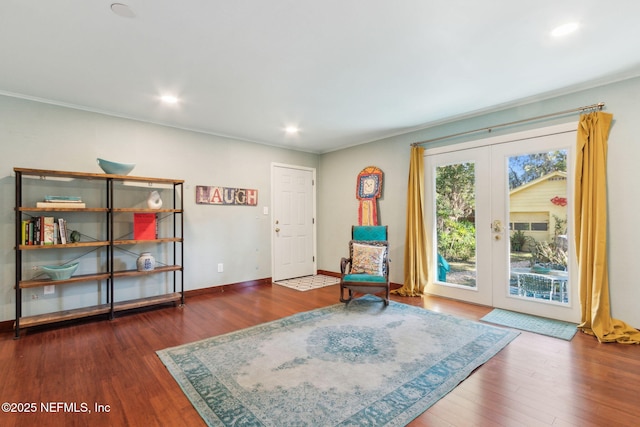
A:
[481,308,578,340]
[157,296,519,426]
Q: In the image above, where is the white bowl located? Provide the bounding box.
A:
[97,158,136,175]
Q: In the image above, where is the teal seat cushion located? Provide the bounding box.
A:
[343,274,386,283]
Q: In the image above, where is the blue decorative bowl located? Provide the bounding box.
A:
[41,262,79,280]
[97,158,136,175]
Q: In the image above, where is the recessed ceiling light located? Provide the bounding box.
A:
[285,126,299,135]
[111,3,136,18]
[551,22,579,38]
[160,95,179,105]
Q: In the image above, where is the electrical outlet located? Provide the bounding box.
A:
[44,285,55,295]
[32,294,38,300]
[217,263,224,273]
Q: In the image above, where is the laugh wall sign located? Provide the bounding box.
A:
[196,185,258,206]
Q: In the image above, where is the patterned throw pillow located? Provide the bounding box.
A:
[350,242,386,276]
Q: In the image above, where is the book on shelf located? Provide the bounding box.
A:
[27,220,34,245]
[53,222,59,244]
[21,220,29,245]
[42,216,55,245]
[19,217,71,246]
[44,195,82,202]
[36,201,86,208]
[133,213,157,240]
[58,218,68,244]
[34,217,41,245]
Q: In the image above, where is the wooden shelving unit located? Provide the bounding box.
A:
[14,167,184,338]
[17,241,111,251]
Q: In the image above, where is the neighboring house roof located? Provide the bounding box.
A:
[510,171,567,196]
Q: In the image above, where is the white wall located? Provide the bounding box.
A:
[3,75,639,328]
[317,76,640,328]
[0,95,318,322]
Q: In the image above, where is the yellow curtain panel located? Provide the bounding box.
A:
[394,146,429,296]
[574,112,640,343]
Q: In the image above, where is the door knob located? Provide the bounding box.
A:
[275,228,280,232]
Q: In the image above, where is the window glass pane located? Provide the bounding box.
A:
[509,149,569,304]
[435,162,476,288]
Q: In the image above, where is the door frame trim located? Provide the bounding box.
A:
[270,163,317,281]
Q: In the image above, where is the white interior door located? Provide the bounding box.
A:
[425,123,580,322]
[272,164,316,281]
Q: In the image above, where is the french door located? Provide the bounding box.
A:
[425,123,580,322]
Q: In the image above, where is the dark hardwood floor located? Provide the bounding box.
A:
[1,283,639,427]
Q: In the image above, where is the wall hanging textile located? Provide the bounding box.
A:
[356,166,383,225]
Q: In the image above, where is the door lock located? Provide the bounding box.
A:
[492,220,503,233]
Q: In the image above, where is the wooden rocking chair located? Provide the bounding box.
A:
[339,226,390,306]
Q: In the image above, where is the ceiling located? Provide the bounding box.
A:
[2,1,640,154]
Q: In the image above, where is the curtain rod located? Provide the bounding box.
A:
[411,101,605,147]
